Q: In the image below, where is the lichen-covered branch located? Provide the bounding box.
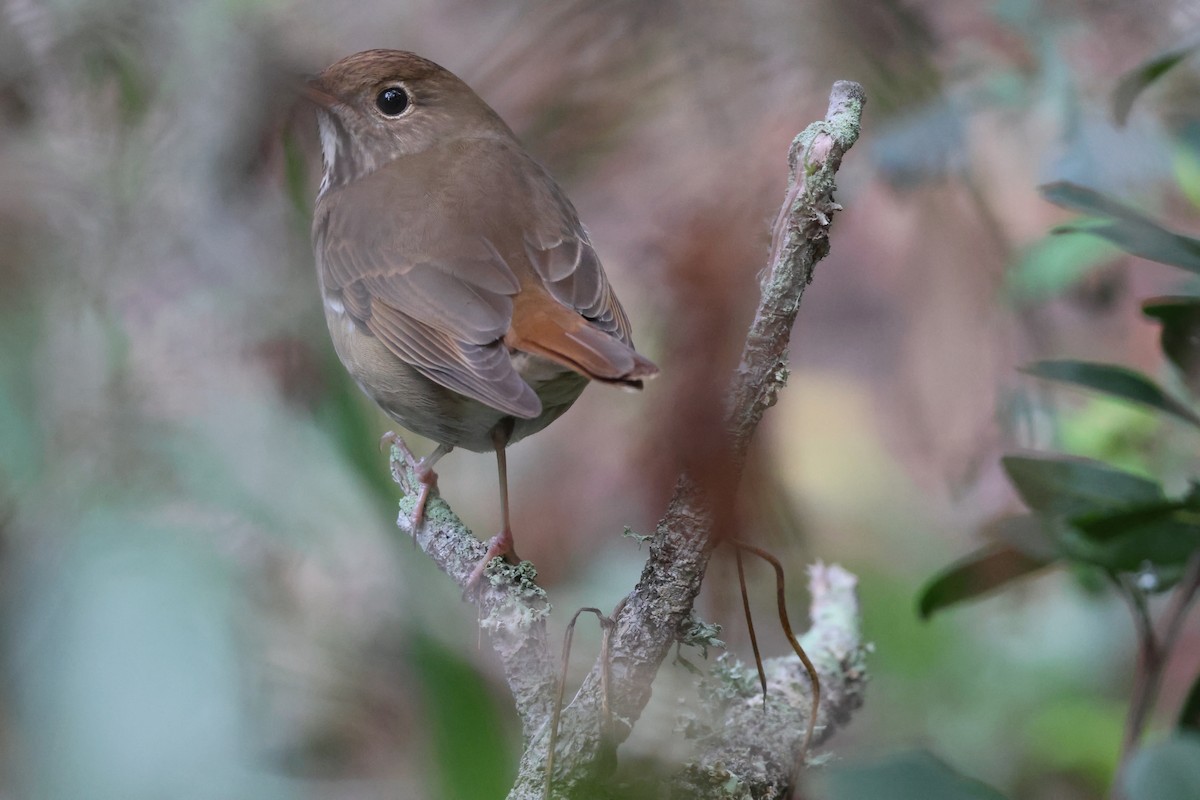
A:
[672,564,867,798]
[388,80,867,799]
[389,451,558,740]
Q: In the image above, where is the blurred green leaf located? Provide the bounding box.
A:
[1043,181,1160,224]
[1180,669,1200,734]
[282,129,313,224]
[1122,735,1200,800]
[823,751,1008,800]
[1001,453,1165,516]
[1071,500,1198,541]
[1022,360,1200,428]
[1172,145,1200,211]
[1144,296,1200,394]
[1005,232,1121,303]
[998,456,1200,572]
[918,543,1050,619]
[1058,398,1158,476]
[1113,44,1197,125]
[407,633,513,800]
[1041,182,1200,275]
[1076,512,1200,573]
[9,511,287,800]
[1025,697,1123,789]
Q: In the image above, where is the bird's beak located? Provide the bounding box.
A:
[299,78,343,109]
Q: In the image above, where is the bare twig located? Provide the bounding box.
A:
[1158,551,1200,669]
[1113,552,1200,781]
[1116,574,1160,761]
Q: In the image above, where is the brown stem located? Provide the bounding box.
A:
[1117,575,1159,761]
[736,546,769,709]
[732,539,821,779]
[1158,551,1200,666]
[546,607,613,798]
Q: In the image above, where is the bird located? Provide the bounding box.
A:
[304,49,658,587]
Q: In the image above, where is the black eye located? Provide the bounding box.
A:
[375,87,409,116]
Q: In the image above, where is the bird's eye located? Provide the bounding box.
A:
[375,87,409,117]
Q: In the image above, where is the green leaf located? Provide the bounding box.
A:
[1001,453,1165,516]
[1041,182,1200,275]
[1053,218,1200,276]
[1113,45,1197,125]
[1042,181,1160,223]
[1180,668,1200,734]
[1005,231,1121,302]
[1144,296,1200,394]
[1071,501,1197,541]
[1122,735,1200,800]
[407,634,513,800]
[823,751,1009,800]
[1025,698,1124,789]
[1077,512,1200,574]
[1172,144,1200,211]
[1023,360,1200,428]
[918,543,1050,619]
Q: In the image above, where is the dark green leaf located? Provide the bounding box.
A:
[823,751,1009,800]
[1144,296,1200,394]
[918,543,1050,619]
[1053,218,1200,275]
[407,633,513,800]
[1071,501,1197,541]
[1041,182,1200,275]
[1001,453,1165,515]
[1113,45,1197,125]
[1023,360,1200,428]
[1042,181,1156,221]
[1082,517,1200,574]
[1180,669,1200,734]
[1059,494,1200,574]
[1122,735,1200,800]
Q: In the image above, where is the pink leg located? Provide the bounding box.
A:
[466,424,520,590]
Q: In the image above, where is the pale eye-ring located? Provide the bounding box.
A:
[375,87,409,116]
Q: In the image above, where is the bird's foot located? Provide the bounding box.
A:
[381,431,441,535]
[465,527,521,593]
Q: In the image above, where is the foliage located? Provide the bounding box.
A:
[917,44,1200,798]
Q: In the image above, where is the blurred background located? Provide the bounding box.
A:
[1,0,1199,797]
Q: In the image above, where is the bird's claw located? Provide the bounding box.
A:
[381,432,440,541]
[464,529,519,595]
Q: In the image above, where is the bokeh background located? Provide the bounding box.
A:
[2,0,1198,798]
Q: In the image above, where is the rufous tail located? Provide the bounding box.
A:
[506,297,658,388]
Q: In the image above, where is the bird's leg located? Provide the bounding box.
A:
[381,432,451,533]
[466,422,519,589]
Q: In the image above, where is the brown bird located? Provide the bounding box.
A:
[305,49,658,586]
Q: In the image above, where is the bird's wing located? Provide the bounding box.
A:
[519,163,635,346]
[315,159,542,419]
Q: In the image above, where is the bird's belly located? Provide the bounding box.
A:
[324,306,587,452]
